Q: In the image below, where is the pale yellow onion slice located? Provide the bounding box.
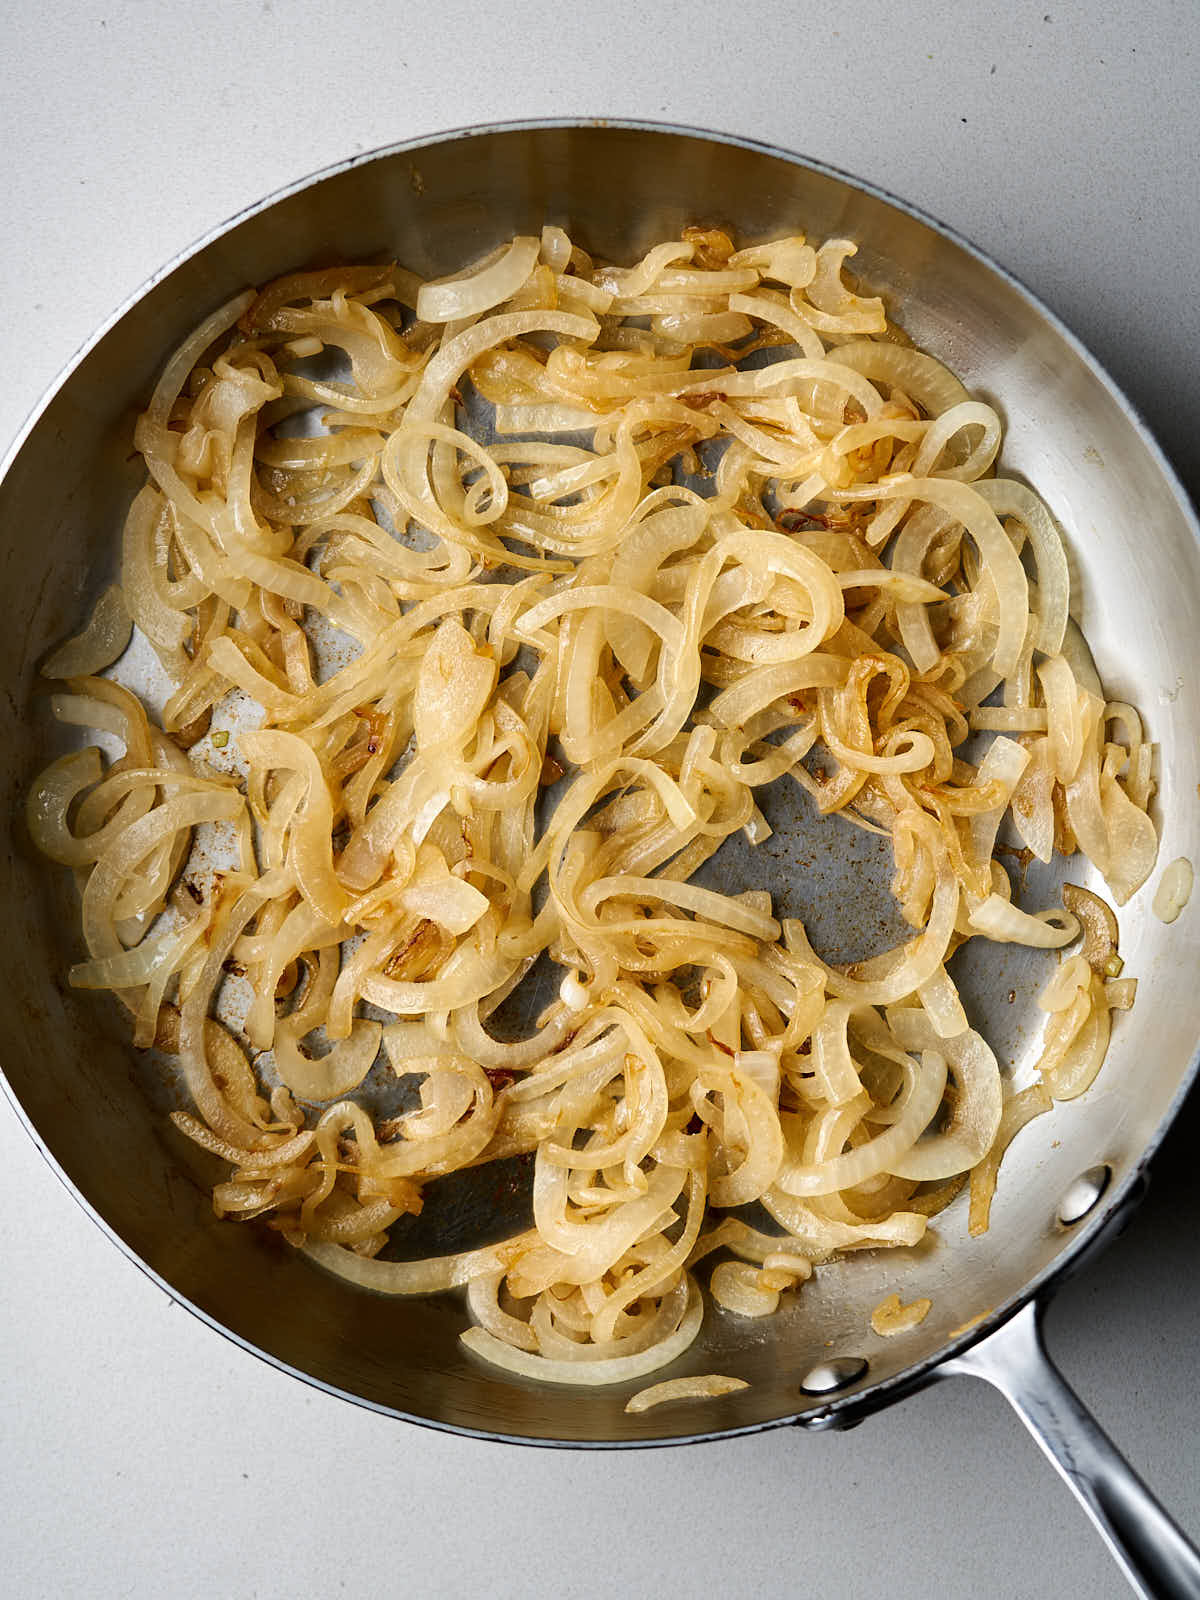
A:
[910,401,1001,481]
[399,874,490,936]
[524,1277,696,1359]
[710,1260,780,1318]
[588,1170,707,1342]
[272,1018,383,1103]
[624,1374,749,1413]
[703,357,884,417]
[975,479,1070,655]
[1105,977,1138,1010]
[396,419,510,528]
[69,915,205,992]
[966,895,1079,947]
[518,582,685,657]
[729,288,825,358]
[52,680,155,766]
[465,1272,539,1353]
[1099,770,1159,906]
[493,401,601,435]
[306,1233,537,1294]
[538,1049,668,1177]
[1037,654,1085,782]
[885,1009,1002,1180]
[316,1094,498,1181]
[732,237,816,286]
[1038,953,1091,1014]
[810,999,866,1105]
[361,944,521,1016]
[757,1252,814,1291]
[80,789,243,959]
[450,1000,576,1070]
[461,1279,703,1385]
[891,503,956,672]
[915,965,970,1039]
[968,1082,1054,1237]
[871,1294,932,1336]
[777,1051,948,1196]
[761,1194,927,1257]
[805,241,885,327]
[825,340,969,416]
[238,730,347,924]
[1009,737,1056,863]
[532,1155,684,1261]
[704,1070,785,1208]
[608,502,708,679]
[831,476,1029,678]
[400,1058,492,1139]
[143,290,256,428]
[1154,857,1194,924]
[970,706,1048,733]
[592,241,695,298]
[1040,976,1111,1101]
[416,235,540,322]
[579,876,780,941]
[26,747,144,868]
[120,485,192,656]
[41,584,132,680]
[966,736,1031,886]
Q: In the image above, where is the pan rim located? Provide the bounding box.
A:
[2,114,1198,1448]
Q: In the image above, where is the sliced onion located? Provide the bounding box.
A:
[1061,883,1118,973]
[306,1233,537,1294]
[969,1083,1053,1238]
[833,477,1029,678]
[916,966,969,1039]
[273,1019,383,1103]
[1153,857,1194,924]
[417,236,540,322]
[709,1260,780,1318]
[1040,976,1110,1101]
[967,895,1078,947]
[975,480,1069,655]
[400,874,490,936]
[885,1009,1002,1179]
[1099,771,1159,905]
[825,341,969,415]
[42,584,132,680]
[760,1196,927,1257]
[777,1051,947,1196]
[624,1373,749,1412]
[461,1278,703,1384]
[870,1293,932,1336]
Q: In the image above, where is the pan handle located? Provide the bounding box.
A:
[942,1300,1200,1600]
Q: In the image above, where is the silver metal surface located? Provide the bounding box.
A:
[1,121,1198,1580]
[945,1302,1200,1600]
[1058,1165,1113,1227]
[799,1358,870,1396]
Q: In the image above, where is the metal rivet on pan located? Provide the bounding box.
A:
[1057,1164,1112,1226]
[799,1356,869,1395]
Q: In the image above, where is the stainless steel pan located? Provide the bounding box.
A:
[3,121,1198,1599]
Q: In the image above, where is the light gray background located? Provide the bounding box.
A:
[1,3,1197,1597]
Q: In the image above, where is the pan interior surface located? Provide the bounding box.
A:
[2,122,1198,1445]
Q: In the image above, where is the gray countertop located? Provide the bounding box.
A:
[2,4,1197,1596]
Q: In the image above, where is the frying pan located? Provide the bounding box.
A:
[2,120,1198,1599]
